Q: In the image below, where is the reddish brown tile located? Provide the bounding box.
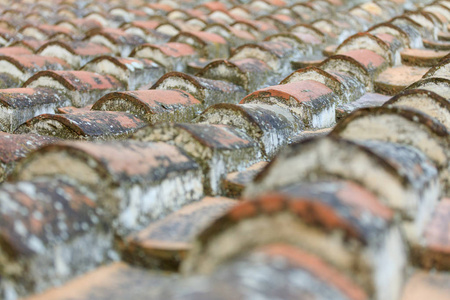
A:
[124,196,236,270]
[339,49,388,77]
[170,31,229,58]
[258,244,368,300]
[401,48,449,67]
[0,54,70,84]
[57,105,93,114]
[375,66,429,95]
[24,262,176,300]
[412,198,450,270]
[230,41,295,72]
[320,54,372,91]
[383,89,450,128]
[133,122,261,195]
[0,46,33,56]
[336,93,390,120]
[151,71,246,106]
[196,58,272,91]
[0,132,59,181]
[223,161,269,197]
[92,89,201,123]
[56,18,103,34]
[85,28,146,56]
[240,80,336,128]
[80,56,165,90]
[0,178,109,298]
[0,87,69,132]
[37,41,113,68]
[130,42,198,72]
[13,140,204,236]
[15,111,147,140]
[198,102,302,157]
[23,70,125,107]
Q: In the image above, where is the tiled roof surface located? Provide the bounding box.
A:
[0,0,448,299]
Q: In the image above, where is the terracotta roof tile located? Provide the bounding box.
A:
[0,54,70,85]
[132,123,262,195]
[130,42,198,72]
[81,56,165,90]
[183,180,402,299]
[0,178,109,298]
[23,70,125,107]
[169,31,229,59]
[196,58,272,91]
[230,41,295,74]
[0,0,449,298]
[246,137,440,242]
[0,132,60,182]
[15,111,147,140]
[375,65,429,95]
[339,49,389,77]
[240,80,337,129]
[92,89,201,123]
[223,161,269,197]
[56,18,103,34]
[281,66,366,103]
[19,24,74,40]
[423,58,450,79]
[330,106,449,195]
[411,198,450,269]
[231,19,279,39]
[198,103,303,157]
[10,39,47,52]
[336,92,390,120]
[250,244,368,300]
[124,196,236,270]
[85,28,146,56]
[24,262,176,300]
[405,77,450,99]
[151,71,246,106]
[0,87,69,132]
[37,40,113,68]
[203,23,256,48]
[12,140,203,236]
[383,89,450,128]
[401,48,449,67]
[320,54,373,91]
[56,105,93,114]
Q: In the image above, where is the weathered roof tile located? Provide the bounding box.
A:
[0,132,60,182]
[240,80,337,129]
[383,89,450,128]
[169,30,229,58]
[92,89,201,123]
[37,41,113,68]
[0,178,110,298]
[0,87,70,132]
[23,70,125,107]
[0,55,70,85]
[183,180,402,300]
[132,123,262,195]
[123,196,236,270]
[15,111,147,140]
[130,42,198,72]
[12,140,204,236]
[81,56,165,90]
[151,71,246,106]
